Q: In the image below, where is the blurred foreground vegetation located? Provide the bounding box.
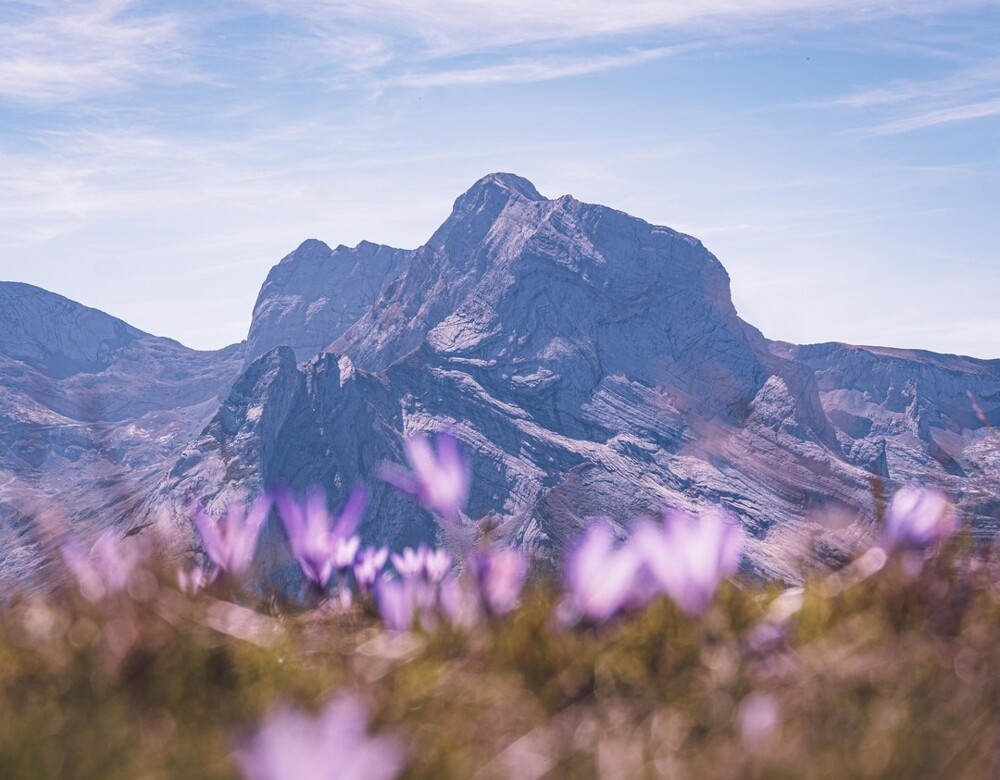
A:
[2,541,999,779]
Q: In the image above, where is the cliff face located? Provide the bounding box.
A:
[3,174,999,587]
[245,238,412,365]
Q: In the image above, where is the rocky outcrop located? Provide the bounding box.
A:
[246,239,411,364]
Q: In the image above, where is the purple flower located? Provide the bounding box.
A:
[390,546,427,578]
[192,494,272,577]
[380,433,470,523]
[882,485,958,552]
[639,510,743,616]
[275,488,367,588]
[61,531,148,602]
[333,535,361,570]
[469,546,527,616]
[423,548,452,582]
[236,693,404,780]
[375,576,437,631]
[375,578,415,630]
[438,576,481,628]
[354,546,388,591]
[389,544,451,581]
[562,521,643,624]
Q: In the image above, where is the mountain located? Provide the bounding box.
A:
[2,174,999,588]
[0,283,245,587]
[145,173,1000,583]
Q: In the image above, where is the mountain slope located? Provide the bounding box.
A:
[0,283,245,588]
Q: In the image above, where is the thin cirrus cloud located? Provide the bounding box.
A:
[812,60,1000,136]
[245,0,997,85]
[0,0,187,103]
[3,0,996,101]
[263,0,988,50]
[387,46,688,88]
[861,97,1000,136]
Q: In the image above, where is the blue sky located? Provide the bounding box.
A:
[1,1,999,357]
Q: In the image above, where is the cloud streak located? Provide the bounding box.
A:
[861,97,1000,136]
[245,0,996,90]
[813,59,1000,136]
[0,0,187,103]
[259,0,992,53]
[388,46,686,88]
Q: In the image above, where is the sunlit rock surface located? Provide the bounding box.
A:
[3,174,999,587]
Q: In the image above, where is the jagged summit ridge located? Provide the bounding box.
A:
[245,238,411,364]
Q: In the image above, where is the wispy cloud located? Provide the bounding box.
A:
[245,0,996,89]
[0,0,187,103]
[819,64,1000,110]
[389,46,685,87]
[4,0,992,104]
[861,97,1000,136]
[812,56,1000,136]
[257,0,991,54]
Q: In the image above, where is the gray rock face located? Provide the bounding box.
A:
[246,239,411,364]
[3,174,999,587]
[0,283,244,588]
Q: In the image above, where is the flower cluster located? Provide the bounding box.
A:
[47,426,974,780]
[562,510,745,623]
[275,488,368,590]
[191,494,273,579]
[62,531,150,602]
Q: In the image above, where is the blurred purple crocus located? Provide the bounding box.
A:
[390,546,427,578]
[469,546,527,616]
[438,576,481,628]
[62,530,147,602]
[882,485,958,552]
[423,548,452,582]
[390,544,452,582]
[236,692,404,780]
[375,576,438,631]
[275,488,367,588]
[192,494,272,577]
[563,521,643,624]
[354,546,389,591]
[380,432,470,523]
[640,510,744,616]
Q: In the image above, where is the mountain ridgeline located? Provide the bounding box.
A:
[2,173,998,586]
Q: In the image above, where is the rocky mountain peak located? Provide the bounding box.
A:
[464,171,545,202]
[278,238,334,266]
